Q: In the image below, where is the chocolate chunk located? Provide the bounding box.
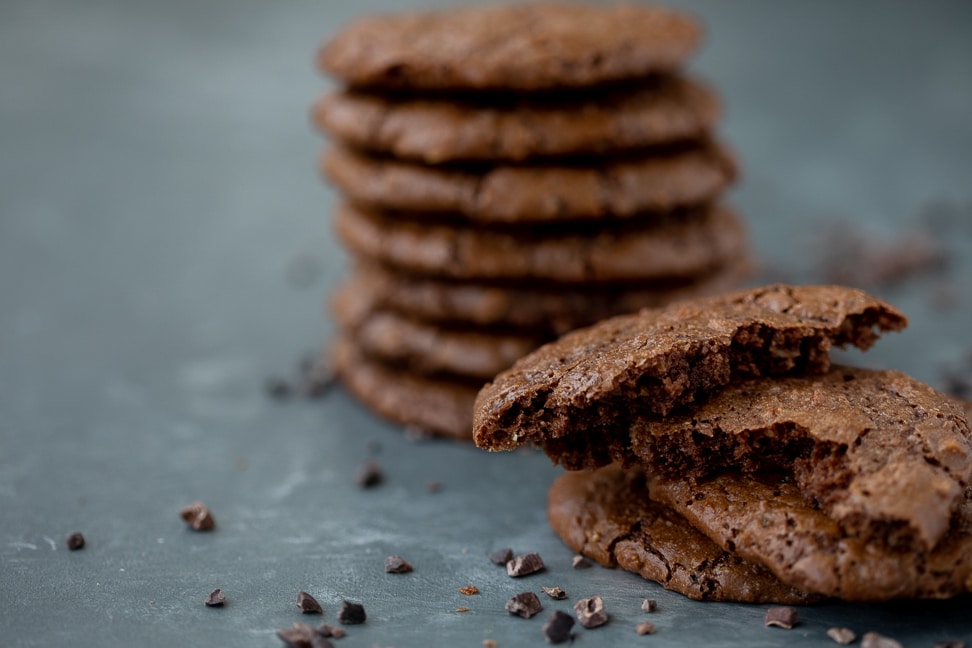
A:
[635,621,656,635]
[338,600,366,625]
[571,555,591,569]
[541,586,567,600]
[458,585,479,596]
[297,591,323,615]
[827,628,856,645]
[317,624,346,639]
[354,461,383,488]
[489,548,513,565]
[276,622,334,648]
[640,599,657,613]
[862,632,903,648]
[506,592,542,619]
[179,501,215,531]
[573,595,608,629]
[764,607,798,629]
[507,552,544,577]
[204,588,225,607]
[65,532,85,551]
[542,610,575,644]
[934,641,966,648]
[384,555,413,573]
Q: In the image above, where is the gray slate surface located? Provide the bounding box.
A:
[1,1,971,646]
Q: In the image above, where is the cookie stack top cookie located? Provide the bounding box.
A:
[315,3,749,440]
[475,284,972,602]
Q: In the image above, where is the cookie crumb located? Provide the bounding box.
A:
[276,622,328,648]
[507,552,544,577]
[179,501,215,531]
[862,632,903,648]
[635,621,656,635]
[296,591,323,614]
[571,555,592,569]
[541,586,567,600]
[482,641,497,648]
[318,624,346,638]
[65,532,85,551]
[764,606,798,629]
[506,592,543,618]
[384,555,413,574]
[459,585,479,596]
[204,588,225,607]
[354,461,383,488]
[573,595,608,629]
[827,627,856,645]
[488,548,513,565]
[543,610,575,644]
[338,600,366,625]
[456,607,469,613]
[640,598,657,613]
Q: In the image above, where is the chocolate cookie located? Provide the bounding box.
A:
[318,3,701,91]
[649,471,972,601]
[473,284,907,468]
[312,75,720,163]
[547,464,818,604]
[331,281,546,380]
[331,336,479,440]
[334,203,746,283]
[342,258,750,336]
[631,366,972,551]
[322,141,736,222]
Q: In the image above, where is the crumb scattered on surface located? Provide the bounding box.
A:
[635,621,656,635]
[65,532,85,550]
[179,501,215,531]
[764,606,798,629]
[573,595,608,629]
[827,627,856,645]
[459,585,479,596]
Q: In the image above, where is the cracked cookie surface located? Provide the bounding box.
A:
[547,464,818,603]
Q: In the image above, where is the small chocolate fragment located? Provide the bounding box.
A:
[65,532,85,551]
[179,501,215,531]
[265,376,294,400]
[297,591,323,615]
[338,599,366,625]
[933,640,966,648]
[635,621,656,635]
[506,592,543,619]
[571,555,592,569]
[276,622,334,648]
[317,624,346,639]
[459,585,479,596]
[507,552,544,577]
[573,595,608,629]
[640,599,657,613]
[384,555,413,574]
[827,628,856,645]
[204,588,225,607]
[764,606,798,629]
[489,548,513,565]
[862,632,903,648]
[541,586,567,600]
[354,461,383,488]
[543,610,575,644]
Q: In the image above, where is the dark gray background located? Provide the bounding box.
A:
[2,1,971,646]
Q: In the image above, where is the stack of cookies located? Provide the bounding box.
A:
[475,284,972,602]
[313,3,747,440]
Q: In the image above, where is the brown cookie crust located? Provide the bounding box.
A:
[632,366,972,551]
[473,284,907,467]
[331,281,546,381]
[547,464,818,603]
[342,258,750,336]
[312,75,720,163]
[649,472,972,601]
[334,202,746,284]
[318,3,701,91]
[322,142,736,222]
[331,336,479,441]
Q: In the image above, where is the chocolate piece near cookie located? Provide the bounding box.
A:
[541,586,567,600]
[548,464,817,603]
[319,3,701,91]
[488,548,513,565]
[205,589,225,607]
[179,501,216,531]
[507,552,545,577]
[764,607,798,629]
[354,460,383,489]
[343,258,749,336]
[338,600,366,625]
[65,532,85,551]
[323,141,735,223]
[297,591,323,614]
[638,366,972,550]
[331,336,480,440]
[474,284,906,470]
[573,595,609,629]
[506,592,543,619]
[313,75,720,163]
[335,202,746,284]
[384,555,413,573]
[542,610,575,644]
